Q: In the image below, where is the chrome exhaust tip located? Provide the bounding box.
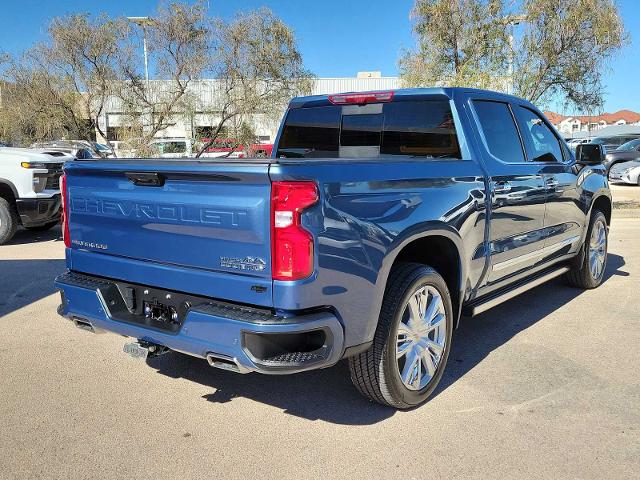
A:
[206,353,249,374]
[71,317,104,334]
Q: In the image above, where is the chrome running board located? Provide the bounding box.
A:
[464,266,570,317]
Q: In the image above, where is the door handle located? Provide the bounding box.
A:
[545,178,559,189]
[493,181,511,194]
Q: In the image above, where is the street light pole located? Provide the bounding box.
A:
[505,14,527,95]
[127,17,155,138]
[142,26,149,85]
[126,17,154,88]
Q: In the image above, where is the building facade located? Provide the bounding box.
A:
[99,74,401,146]
[544,110,640,138]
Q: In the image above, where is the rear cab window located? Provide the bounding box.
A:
[276,96,461,160]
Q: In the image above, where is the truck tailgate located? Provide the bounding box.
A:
[64,160,274,307]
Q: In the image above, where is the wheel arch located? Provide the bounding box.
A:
[0,179,18,204]
[591,194,612,225]
[378,226,467,328]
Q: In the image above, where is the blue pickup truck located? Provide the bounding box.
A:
[55,88,611,409]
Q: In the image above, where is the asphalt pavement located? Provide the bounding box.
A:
[1,218,638,479]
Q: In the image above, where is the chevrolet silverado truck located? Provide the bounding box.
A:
[54,88,611,409]
[0,147,72,244]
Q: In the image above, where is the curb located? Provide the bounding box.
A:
[612,208,640,219]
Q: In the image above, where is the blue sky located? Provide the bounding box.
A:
[0,0,638,113]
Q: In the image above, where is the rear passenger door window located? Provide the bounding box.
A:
[473,100,525,164]
[513,106,564,163]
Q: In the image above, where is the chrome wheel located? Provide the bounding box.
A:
[395,285,447,391]
[589,219,607,280]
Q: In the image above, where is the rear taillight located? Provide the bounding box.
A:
[271,181,318,281]
[328,90,395,105]
[60,173,71,248]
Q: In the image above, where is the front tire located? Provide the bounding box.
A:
[567,210,608,289]
[0,197,19,245]
[349,263,453,409]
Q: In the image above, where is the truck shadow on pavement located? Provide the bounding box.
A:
[0,226,64,317]
[5,225,62,246]
[0,258,66,317]
[147,254,627,424]
[432,253,627,401]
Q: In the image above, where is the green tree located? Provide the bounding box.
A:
[117,1,212,154]
[401,0,627,111]
[515,0,626,109]
[400,0,511,90]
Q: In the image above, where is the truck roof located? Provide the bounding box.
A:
[289,87,532,108]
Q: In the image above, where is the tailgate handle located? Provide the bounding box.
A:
[126,172,165,187]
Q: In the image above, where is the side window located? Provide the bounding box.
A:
[473,100,525,163]
[514,106,564,163]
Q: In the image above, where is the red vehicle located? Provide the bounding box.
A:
[201,138,274,158]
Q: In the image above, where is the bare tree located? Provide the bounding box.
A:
[1,2,311,154]
[195,8,312,157]
[3,14,129,149]
[116,1,211,154]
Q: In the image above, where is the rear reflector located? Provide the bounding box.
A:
[60,173,71,248]
[271,182,318,281]
[328,91,395,105]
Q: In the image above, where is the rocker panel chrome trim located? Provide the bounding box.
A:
[491,235,581,272]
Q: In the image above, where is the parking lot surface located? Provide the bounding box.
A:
[611,183,640,206]
[1,218,639,479]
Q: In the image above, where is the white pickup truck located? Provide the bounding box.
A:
[0,147,73,244]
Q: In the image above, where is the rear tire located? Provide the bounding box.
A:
[349,263,453,409]
[566,210,608,289]
[0,197,19,245]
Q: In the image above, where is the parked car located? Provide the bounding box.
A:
[31,140,101,160]
[603,138,640,175]
[149,138,195,158]
[567,138,589,151]
[55,88,611,409]
[200,138,274,158]
[92,142,116,158]
[110,140,137,158]
[589,134,640,152]
[608,160,640,185]
[0,148,73,244]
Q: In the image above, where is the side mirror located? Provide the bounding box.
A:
[576,143,605,165]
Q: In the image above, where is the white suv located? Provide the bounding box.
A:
[0,147,74,244]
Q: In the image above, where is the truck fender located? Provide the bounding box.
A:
[372,222,468,328]
[0,178,19,201]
